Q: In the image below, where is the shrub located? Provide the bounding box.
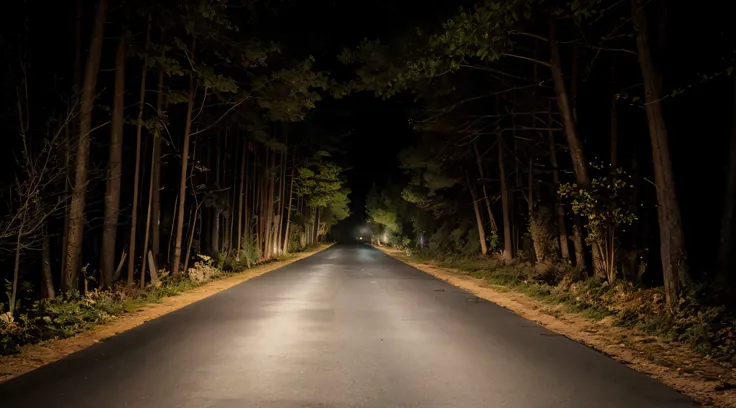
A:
[187,254,221,283]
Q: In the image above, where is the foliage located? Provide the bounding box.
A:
[366,184,402,233]
[187,254,222,283]
[559,164,638,281]
[294,161,344,207]
[559,164,637,243]
[321,188,351,230]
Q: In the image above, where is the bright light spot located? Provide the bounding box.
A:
[359,237,363,240]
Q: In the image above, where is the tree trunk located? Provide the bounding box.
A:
[314,207,321,243]
[570,43,579,124]
[62,0,108,292]
[548,20,589,187]
[211,209,220,254]
[256,155,263,260]
[227,136,237,255]
[237,135,246,259]
[167,194,177,266]
[632,0,690,307]
[127,19,151,285]
[152,66,164,260]
[498,132,513,262]
[274,148,287,255]
[10,214,25,316]
[717,62,736,284]
[467,172,488,255]
[548,109,570,262]
[528,159,545,263]
[62,0,84,277]
[183,203,203,274]
[42,228,55,300]
[265,152,276,258]
[171,43,196,278]
[282,150,295,254]
[473,140,498,234]
[140,119,158,289]
[100,38,126,288]
[211,133,221,255]
[549,19,590,272]
[245,144,253,267]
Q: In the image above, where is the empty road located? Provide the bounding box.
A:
[0,244,696,408]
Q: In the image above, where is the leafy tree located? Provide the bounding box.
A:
[560,164,638,283]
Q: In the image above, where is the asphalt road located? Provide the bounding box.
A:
[0,244,697,408]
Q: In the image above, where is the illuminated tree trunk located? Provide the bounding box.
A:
[10,211,26,316]
[245,144,254,267]
[256,153,263,260]
[100,38,126,288]
[274,149,287,255]
[717,62,736,284]
[42,228,55,300]
[152,66,164,261]
[265,151,276,258]
[127,19,151,285]
[528,159,546,264]
[62,0,108,292]
[549,19,589,271]
[237,136,247,260]
[314,207,321,243]
[141,123,157,289]
[498,132,513,262]
[473,140,498,234]
[467,172,488,255]
[631,0,691,307]
[282,151,295,254]
[61,0,83,276]
[548,108,570,262]
[211,134,221,255]
[171,42,196,278]
[228,132,237,255]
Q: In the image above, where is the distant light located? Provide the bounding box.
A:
[359,237,363,240]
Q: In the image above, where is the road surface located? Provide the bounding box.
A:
[0,244,696,408]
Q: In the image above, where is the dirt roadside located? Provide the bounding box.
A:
[376,246,736,408]
[0,244,333,383]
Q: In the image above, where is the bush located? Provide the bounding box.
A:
[186,254,221,283]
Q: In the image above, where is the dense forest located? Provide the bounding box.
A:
[0,0,350,351]
[1,0,736,369]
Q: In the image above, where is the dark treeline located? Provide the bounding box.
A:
[345,0,735,334]
[0,0,349,336]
